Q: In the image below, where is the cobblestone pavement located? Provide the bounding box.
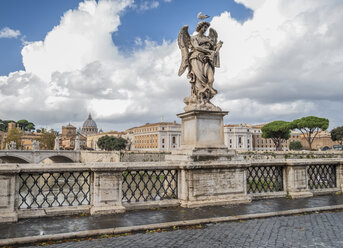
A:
[25,211,343,248]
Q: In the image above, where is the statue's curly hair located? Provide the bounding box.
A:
[196,21,210,32]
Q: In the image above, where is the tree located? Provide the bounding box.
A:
[3,128,22,149]
[25,122,35,132]
[17,120,29,130]
[0,120,15,132]
[290,116,329,150]
[16,119,35,132]
[97,135,127,151]
[261,121,291,151]
[0,119,5,132]
[39,129,56,150]
[289,141,302,150]
[331,126,343,145]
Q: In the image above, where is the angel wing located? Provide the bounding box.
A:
[178,25,191,76]
[209,28,218,45]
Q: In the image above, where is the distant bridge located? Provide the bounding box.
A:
[0,150,80,163]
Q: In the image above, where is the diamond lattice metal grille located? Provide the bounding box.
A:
[247,166,284,194]
[18,172,90,209]
[122,170,178,203]
[307,164,336,190]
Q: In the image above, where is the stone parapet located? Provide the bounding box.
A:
[178,164,251,207]
[0,159,342,222]
[238,150,343,160]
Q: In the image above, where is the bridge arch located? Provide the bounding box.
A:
[39,155,75,164]
[0,155,30,163]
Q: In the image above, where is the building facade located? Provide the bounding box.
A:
[131,122,181,151]
[1,122,43,150]
[224,124,302,151]
[224,124,253,151]
[0,131,4,149]
[61,124,86,150]
[300,131,339,150]
[252,124,301,151]
[21,133,43,150]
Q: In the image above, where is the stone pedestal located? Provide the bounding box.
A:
[166,110,234,162]
[178,110,228,149]
[90,171,125,215]
[286,164,313,198]
[339,163,343,193]
[0,174,18,222]
[167,109,250,207]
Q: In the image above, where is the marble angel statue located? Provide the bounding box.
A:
[178,21,223,111]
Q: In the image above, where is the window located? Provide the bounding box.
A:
[229,139,232,144]
[172,136,176,144]
[247,139,250,144]
[162,138,165,144]
[238,137,242,144]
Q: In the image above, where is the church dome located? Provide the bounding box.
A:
[83,114,97,128]
[82,114,98,136]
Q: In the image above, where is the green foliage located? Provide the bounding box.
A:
[261,121,291,151]
[291,116,329,150]
[25,123,35,131]
[17,120,29,130]
[17,119,35,131]
[0,119,5,132]
[289,141,302,150]
[39,129,56,150]
[3,128,22,149]
[97,135,127,151]
[0,119,35,132]
[291,116,329,130]
[331,126,343,145]
[0,119,15,132]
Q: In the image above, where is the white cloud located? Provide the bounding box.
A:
[139,1,159,11]
[134,37,143,46]
[0,27,21,39]
[1,0,343,131]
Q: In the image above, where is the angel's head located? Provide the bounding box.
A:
[196,21,210,33]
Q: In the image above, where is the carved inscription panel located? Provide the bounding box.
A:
[99,175,120,203]
[294,168,307,189]
[0,178,10,208]
[192,169,244,197]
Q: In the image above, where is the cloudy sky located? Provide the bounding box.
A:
[0,0,343,132]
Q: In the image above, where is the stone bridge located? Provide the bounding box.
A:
[0,150,80,163]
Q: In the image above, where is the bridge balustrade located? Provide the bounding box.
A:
[0,159,342,223]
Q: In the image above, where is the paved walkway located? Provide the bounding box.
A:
[25,211,343,248]
[1,194,343,246]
